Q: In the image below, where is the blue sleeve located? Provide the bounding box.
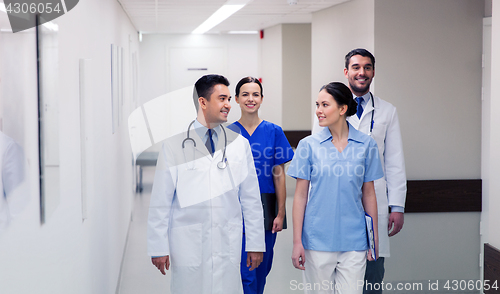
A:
[274,125,294,166]
[227,122,242,135]
[363,138,384,183]
[286,139,311,180]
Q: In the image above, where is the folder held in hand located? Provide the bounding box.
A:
[365,212,376,261]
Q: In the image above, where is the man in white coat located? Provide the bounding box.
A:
[148,74,265,294]
[344,49,407,294]
[313,49,407,293]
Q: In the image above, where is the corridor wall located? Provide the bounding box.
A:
[0,0,139,293]
[486,0,500,251]
[259,23,312,130]
[139,33,259,125]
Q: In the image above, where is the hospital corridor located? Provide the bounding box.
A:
[117,166,483,294]
[1,0,500,293]
[116,167,302,294]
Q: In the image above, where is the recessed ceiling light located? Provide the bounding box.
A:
[227,31,258,34]
[192,0,252,35]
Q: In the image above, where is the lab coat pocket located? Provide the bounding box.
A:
[228,221,243,266]
[225,159,247,190]
[177,164,210,208]
[170,223,202,267]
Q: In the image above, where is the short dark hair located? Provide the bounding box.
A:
[235,77,263,97]
[193,74,230,111]
[345,48,375,69]
[320,82,357,117]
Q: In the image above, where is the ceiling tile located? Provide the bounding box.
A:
[118,0,350,34]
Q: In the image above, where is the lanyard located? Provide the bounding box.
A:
[368,92,375,136]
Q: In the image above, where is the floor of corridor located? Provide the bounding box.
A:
[117,167,302,294]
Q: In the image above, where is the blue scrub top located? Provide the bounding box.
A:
[286,122,384,252]
[231,120,294,193]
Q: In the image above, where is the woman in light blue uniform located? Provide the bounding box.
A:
[287,82,383,294]
[230,76,294,294]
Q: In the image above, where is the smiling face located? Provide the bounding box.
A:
[235,82,263,114]
[344,54,375,97]
[316,89,347,127]
[200,84,231,126]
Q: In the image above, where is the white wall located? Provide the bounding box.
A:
[375,0,483,181]
[282,24,311,131]
[481,17,491,282]
[139,26,310,130]
[312,0,483,282]
[486,0,500,250]
[139,33,259,124]
[0,0,139,293]
[259,25,283,126]
[374,0,483,280]
[311,0,374,125]
[485,0,492,17]
[387,213,480,282]
[259,23,311,129]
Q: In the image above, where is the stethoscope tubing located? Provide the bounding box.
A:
[182,120,228,169]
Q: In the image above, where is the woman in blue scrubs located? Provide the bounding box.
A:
[287,82,383,294]
[231,76,294,294]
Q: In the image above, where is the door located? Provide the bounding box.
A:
[167,47,227,92]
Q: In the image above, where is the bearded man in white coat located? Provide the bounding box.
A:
[147,74,265,294]
[344,49,407,294]
[313,49,407,293]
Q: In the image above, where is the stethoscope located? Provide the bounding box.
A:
[182,120,228,169]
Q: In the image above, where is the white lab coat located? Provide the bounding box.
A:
[147,123,265,294]
[312,94,407,257]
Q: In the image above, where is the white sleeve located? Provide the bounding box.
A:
[147,143,176,256]
[239,139,265,252]
[384,108,407,208]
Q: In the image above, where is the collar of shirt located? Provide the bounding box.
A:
[317,122,365,144]
[193,119,220,147]
[352,92,372,109]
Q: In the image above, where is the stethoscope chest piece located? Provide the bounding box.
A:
[217,161,227,169]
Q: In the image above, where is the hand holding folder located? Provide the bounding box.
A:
[365,212,377,261]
